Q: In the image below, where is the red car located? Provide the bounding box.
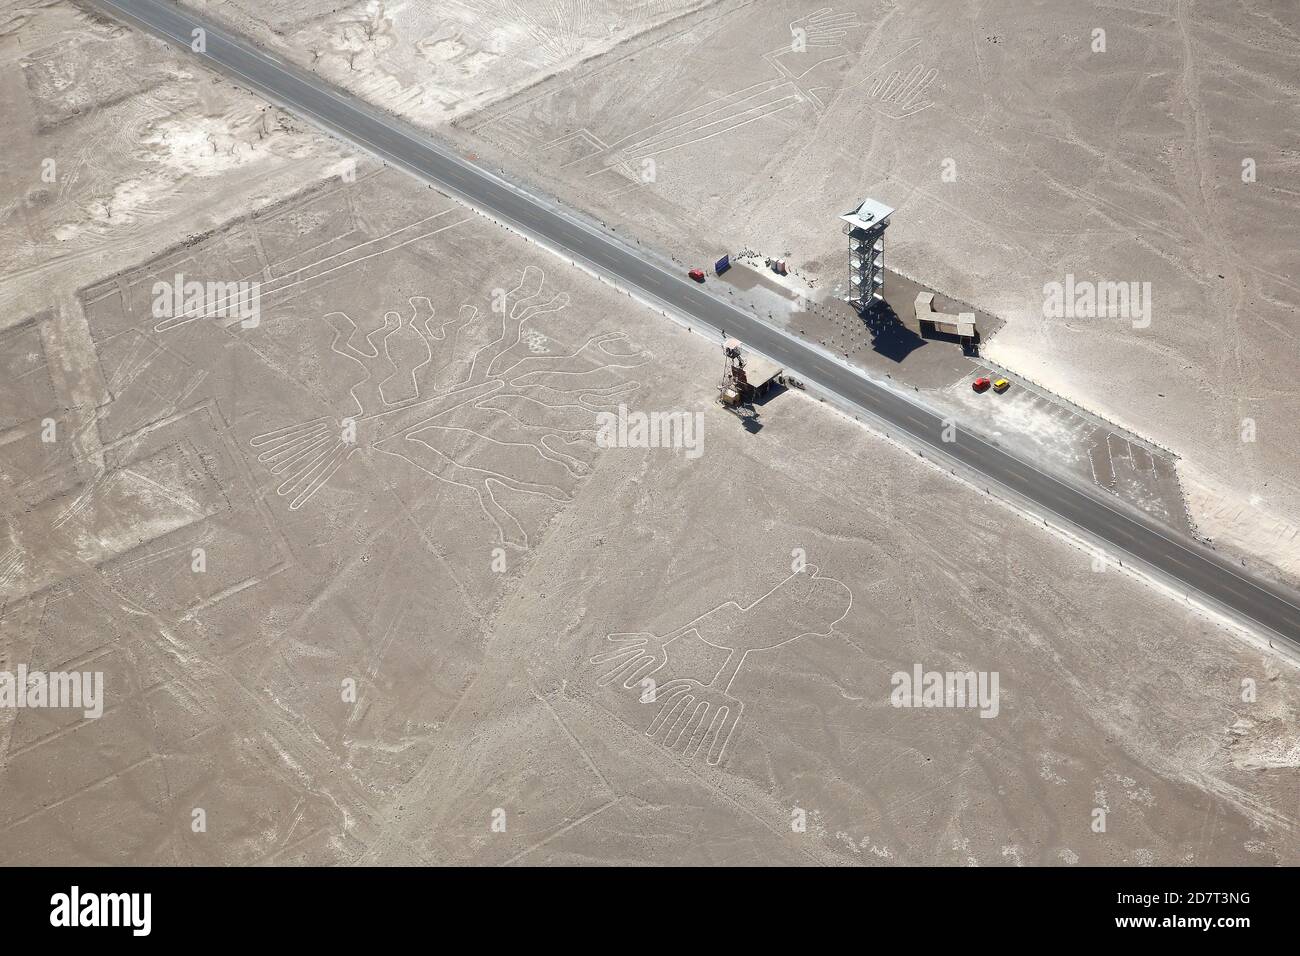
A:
[972,377,991,393]
[688,268,706,282]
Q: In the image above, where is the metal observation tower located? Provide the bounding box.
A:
[840,198,894,313]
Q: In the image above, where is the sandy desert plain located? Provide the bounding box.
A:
[0,0,1296,864]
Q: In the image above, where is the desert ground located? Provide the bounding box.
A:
[0,0,1296,865]
[174,2,1300,577]
[440,0,1300,583]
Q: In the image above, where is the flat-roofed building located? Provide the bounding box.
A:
[915,291,978,342]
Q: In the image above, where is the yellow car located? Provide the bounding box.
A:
[992,378,1010,393]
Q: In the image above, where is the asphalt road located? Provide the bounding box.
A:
[94,0,1300,646]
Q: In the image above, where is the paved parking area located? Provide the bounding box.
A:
[950,366,1192,535]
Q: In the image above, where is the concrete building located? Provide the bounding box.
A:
[914,291,978,343]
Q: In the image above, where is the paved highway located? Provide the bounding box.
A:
[95,0,1300,646]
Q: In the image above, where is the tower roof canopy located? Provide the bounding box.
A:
[839,198,894,232]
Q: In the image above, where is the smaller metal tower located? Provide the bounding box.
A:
[718,337,750,408]
[840,198,894,313]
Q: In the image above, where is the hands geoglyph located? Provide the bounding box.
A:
[590,566,852,765]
